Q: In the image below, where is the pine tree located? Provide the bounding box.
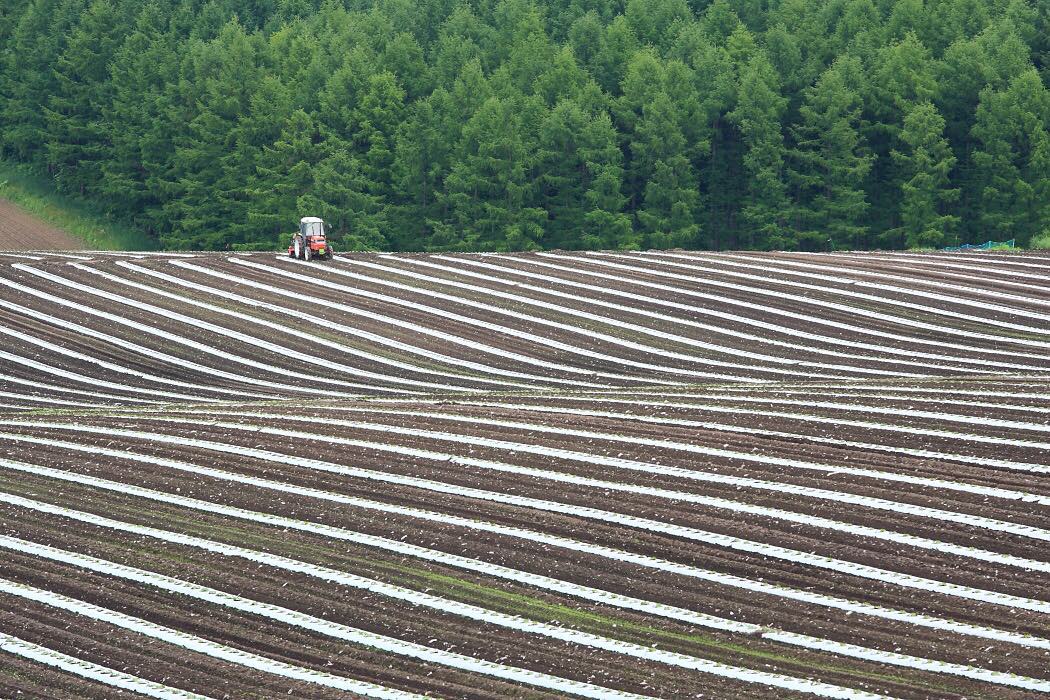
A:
[788,57,872,251]
[298,149,390,251]
[245,108,319,246]
[536,100,632,249]
[728,52,789,249]
[438,96,545,251]
[162,19,263,249]
[892,101,959,248]
[2,0,86,161]
[391,89,456,249]
[865,32,939,237]
[971,69,1050,246]
[44,0,128,194]
[580,111,635,250]
[632,92,700,248]
[99,2,179,229]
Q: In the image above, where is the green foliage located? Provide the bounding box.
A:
[729,51,790,249]
[0,158,160,249]
[788,57,873,251]
[970,68,1050,247]
[892,101,959,248]
[1,0,1048,251]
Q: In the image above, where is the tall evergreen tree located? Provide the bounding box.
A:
[391,89,456,248]
[788,57,872,251]
[437,95,545,251]
[632,92,700,248]
[728,52,789,249]
[162,19,264,248]
[0,0,1047,252]
[244,108,319,245]
[44,0,128,194]
[299,149,390,250]
[971,69,1050,246]
[580,111,635,250]
[2,0,86,161]
[99,2,180,228]
[892,101,959,248]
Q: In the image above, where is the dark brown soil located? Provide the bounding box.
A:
[1,250,1049,699]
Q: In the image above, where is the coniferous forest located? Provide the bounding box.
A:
[1,0,1048,251]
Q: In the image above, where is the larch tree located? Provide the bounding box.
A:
[728,51,790,249]
[892,101,960,248]
[44,0,129,195]
[971,68,1050,246]
[245,108,319,246]
[788,57,873,251]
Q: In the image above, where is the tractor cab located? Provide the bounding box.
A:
[288,216,333,260]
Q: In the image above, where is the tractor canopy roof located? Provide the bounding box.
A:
[300,216,323,224]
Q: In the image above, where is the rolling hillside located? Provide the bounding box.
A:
[0,250,1048,699]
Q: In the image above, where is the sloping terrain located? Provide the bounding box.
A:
[0,250,1048,699]
[0,199,88,251]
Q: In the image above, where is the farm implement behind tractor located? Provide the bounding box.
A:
[288,216,334,260]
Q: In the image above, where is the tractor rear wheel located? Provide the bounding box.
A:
[293,239,301,259]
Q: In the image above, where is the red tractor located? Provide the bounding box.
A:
[288,216,334,260]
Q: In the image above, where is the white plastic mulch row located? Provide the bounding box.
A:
[9,265,403,397]
[336,257,892,379]
[0,372,163,405]
[700,388,1050,415]
[612,252,1050,341]
[170,259,633,388]
[6,491,1046,693]
[113,261,527,391]
[0,390,107,408]
[530,253,1050,360]
[66,264,484,394]
[435,255,1049,372]
[0,537,679,700]
[21,252,94,260]
[698,252,1050,308]
[0,577,425,700]
[1,496,944,697]
[253,257,760,383]
[513,394,1050,458]
[631,392,1050,433]
[821,252,1050,285]
[0,326,271,403]
[416,255,984,376]
[0,445,1042,653]
[193,408,1050,545]
[0,631,214,700]
[709,381,1050,401]
[833,251,1050,272]
[5,419,1047,615]
[436,399,1050,476]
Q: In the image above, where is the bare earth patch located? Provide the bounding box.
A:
[0,198,87,251]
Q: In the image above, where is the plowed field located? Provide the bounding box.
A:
[0,199,87,251]
[0,249,1048,699]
